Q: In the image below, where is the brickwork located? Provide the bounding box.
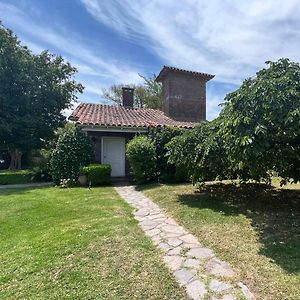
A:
[157,66,214,122]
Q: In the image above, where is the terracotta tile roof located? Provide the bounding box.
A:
[156,65,215,82]
[69,103,197,129]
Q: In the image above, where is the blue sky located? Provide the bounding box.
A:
[1,0,300,120]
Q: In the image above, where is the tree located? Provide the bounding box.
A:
[219,58,300,183]
[166,58,300,185]
[50,124,92,185]
[0,22,83,169]
[102,74,163,109]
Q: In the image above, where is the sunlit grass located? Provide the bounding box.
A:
[140,181,300,300]
[0,186,187,300]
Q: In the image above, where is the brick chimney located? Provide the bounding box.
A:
[156,66,214,122]
[122,87,134,107]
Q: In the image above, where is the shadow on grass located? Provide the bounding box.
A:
[138,182,300,274]
[0,186,53,196]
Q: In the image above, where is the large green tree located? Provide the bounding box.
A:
[0,23,83,169]
[102,74,163,109]
[220,59,300,183]
[167,58,300,184]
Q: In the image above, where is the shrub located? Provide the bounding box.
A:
[126,136,157,183]
[31,166,52,182]
[0,169,33,185]
[50,124,93,185]
[80,164,111,186]
[148,127,185,182]
[167,122,232,184]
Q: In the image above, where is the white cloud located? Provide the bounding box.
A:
[80,0,300,85]
[3,0,300,120]
[0,2,144,97]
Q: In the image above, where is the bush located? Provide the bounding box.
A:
[50,124,93,185]
[148,127,186,182]
[167,122,232,184]
[126,136,157,183]
[0,169,33,185]
[80,164,111,186]
[31,166,52,182]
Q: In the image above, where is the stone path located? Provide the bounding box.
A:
[115,185,255,300]
[0,182,52,189]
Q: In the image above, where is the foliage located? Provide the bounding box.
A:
[50,124,93,185]
[126,136,157,183]
[148,127,187,182]
[102,74,162,109]
[31,166,52,182]
[27,149,51,168]
[80,164,111,186]
[167,121,232,183]
[166,58,300,184]
[0,169,33,185]
[0,22,83,169]
[219,58,300,183]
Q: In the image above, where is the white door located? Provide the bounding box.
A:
[102,137,125,177]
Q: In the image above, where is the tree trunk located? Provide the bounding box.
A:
[8,149,23,170]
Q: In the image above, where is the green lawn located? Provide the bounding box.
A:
[0,187,187,300]
[140,181,300,300]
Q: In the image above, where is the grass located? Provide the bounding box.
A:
[140,181,300,300]
[0,186,187,300]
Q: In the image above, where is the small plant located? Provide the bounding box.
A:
[80,164,111,186]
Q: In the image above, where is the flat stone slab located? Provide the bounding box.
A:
[180,234,200,244]
[210,279,232,292]
[114,185,254,300]
[145,228,161,237]
[174,268,196,286]
[205,258,235,278]
[168,246,182,256]
[187,247,215,259]
[163,255,183,271]
[183,258,201,269]
[186,280,207,299]
[167,237,183,248]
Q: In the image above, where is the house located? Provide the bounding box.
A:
[69,66,214,177]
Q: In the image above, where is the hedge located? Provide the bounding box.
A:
[80,164,111,186]
[0,170,34,185]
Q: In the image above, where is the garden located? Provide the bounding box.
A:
[1,22,299,300]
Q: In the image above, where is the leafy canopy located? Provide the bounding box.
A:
[0,22,83,168]
[219,58,300,183]
[167,59,300,184]
[102,74,162,109]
